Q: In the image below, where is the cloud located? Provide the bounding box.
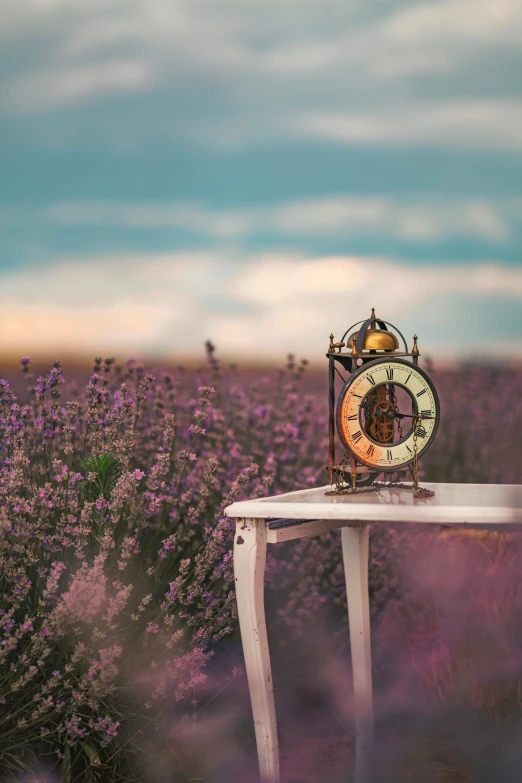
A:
[292,101,522,152]
[2,0,522,156]
[270,196,510,242]
[5,59,151,110]
[1,252,521,361]
[43,202,256,241]
[0,300,176,355]
[41,195,511,243]
[226,256,522,309]
[0,253,202,357]
[380,0,522,50]
[0,0,250,112]
[261,0,522,78]
[355,0,522,78]
[210,256,522,361]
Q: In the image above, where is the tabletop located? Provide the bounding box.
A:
[224,482,522,528]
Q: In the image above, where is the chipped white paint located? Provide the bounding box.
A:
[227,483,522,783]
[233,519,279,783]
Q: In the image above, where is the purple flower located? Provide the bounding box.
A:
[1,346,516,781]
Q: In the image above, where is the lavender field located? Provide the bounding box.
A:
[1,349,522,783]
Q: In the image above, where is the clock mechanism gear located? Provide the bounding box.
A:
[334,383,400,491]
[364,386,395,444]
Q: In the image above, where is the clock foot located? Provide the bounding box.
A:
[326,464,377,490]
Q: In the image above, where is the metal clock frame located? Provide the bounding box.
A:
[326,310,438,485]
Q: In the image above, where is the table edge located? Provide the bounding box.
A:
[224,482,522,524]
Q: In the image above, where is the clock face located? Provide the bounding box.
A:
[336,358,440,472]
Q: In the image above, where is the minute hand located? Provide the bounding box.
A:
[395,412,437,419]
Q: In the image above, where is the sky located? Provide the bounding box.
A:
[1,0,522,365]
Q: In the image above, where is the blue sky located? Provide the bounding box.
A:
[1,0,522,364]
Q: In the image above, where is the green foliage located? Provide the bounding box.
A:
[79,453,123,502]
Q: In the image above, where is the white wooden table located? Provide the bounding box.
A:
[225,482,522,783]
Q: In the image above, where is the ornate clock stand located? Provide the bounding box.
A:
[326,308,439,497]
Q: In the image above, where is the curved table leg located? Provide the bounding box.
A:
[234,518,279,783]
[342,524,374,783]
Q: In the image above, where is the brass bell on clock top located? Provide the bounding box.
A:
[326,308,440,497]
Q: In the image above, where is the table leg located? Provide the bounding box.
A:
[234,518,279,783]
[341,524,374,783]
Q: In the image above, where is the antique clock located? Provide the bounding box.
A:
[326,308,440,496]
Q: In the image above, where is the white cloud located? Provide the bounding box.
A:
[0,253,201,357]
[271,196,510,242]
[2,0,522,155]
[260,0,522,78]
[227,256,522,314]
[293,101,522,152]
[214,256,522,360]
[380,0,522,48]
[0,300,176,355]
[40,195,511,243]
[352,0,522,79]
[1,252,522,361]
[44,202,257,240]
[1,0,251,112]
[5,59,151,110]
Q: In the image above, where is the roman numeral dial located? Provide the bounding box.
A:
[336,358,440,473]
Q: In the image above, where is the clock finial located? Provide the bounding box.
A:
[370,307,376,329]
[412,334,419,355]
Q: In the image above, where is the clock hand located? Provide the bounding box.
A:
[375,410,436,420]
[394,412,436,420]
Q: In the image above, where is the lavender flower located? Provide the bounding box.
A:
[0,351,519,782]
